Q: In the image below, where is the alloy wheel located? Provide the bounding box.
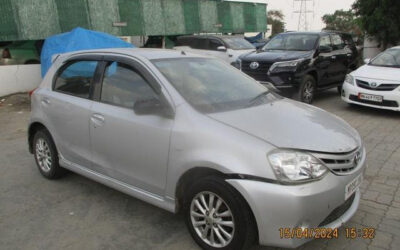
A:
[303,80,315,103]
[35,138,52,172]
[190,191,235,248]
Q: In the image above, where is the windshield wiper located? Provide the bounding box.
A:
[247,91,269,107]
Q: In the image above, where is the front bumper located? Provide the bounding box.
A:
[227,159,366,248]
[342,81,400,111]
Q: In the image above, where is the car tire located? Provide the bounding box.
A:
[183,176,257,250]
[33,129,66,179]
[296,75,316,104]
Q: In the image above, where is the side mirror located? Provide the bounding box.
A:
[319,45,333,53]
[217,46,227,52]
[364,58,371,64]
[134,98,174,118]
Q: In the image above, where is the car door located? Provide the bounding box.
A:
[315,35,335,86]
[43,57,101,169]
[330,34,349,83]
[89,56,174,196]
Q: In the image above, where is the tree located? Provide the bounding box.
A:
[322,9,362,36]
[267,10,285,37]
[353,0,400,48]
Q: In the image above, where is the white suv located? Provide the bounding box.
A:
[174,35,255,64]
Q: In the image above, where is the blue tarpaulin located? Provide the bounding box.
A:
[40,27,134,77]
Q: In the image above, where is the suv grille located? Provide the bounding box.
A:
[312,147,363,175]
[356,79,399,91]
[241,61,272,81]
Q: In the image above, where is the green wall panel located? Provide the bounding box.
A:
[217,2,232,33]
[0,0,267,41]
[88,0,121,35]
[231,3,244,33]
[0,0,19,41]
[55,0,91,31]
[183,0,200,34]
[142,0,164,35]
[199,0,218,33]
[162,0,185,35]
[118,0,143,36]
[13,0,60,39]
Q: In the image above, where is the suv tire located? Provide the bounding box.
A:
[296,74,316,104]
[183,176,256,250]
[33,129,66,179]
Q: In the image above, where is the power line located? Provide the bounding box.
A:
[293,0,314,31]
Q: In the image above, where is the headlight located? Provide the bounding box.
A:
[268,149,328,184]
[269,59,304,73]
[234,58,242,70]
[345,74,354,85]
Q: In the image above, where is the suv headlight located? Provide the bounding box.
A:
[268,150,328,184]
[269,59,304,73]
[345,74,354,85]
[234,58,242,70]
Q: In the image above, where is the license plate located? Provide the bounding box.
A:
[345,174,363,200]
[358,93,383,103]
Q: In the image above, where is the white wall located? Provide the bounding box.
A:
[0,65,42,97]
[363,36,382,60]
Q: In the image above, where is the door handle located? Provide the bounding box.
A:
[41,98,50,105]
[331,55,337,60]
[91,113,105,127]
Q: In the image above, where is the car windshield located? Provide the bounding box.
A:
[222,37,255,50]
[263,33,318,51]
[152,58,277,113]
[370,48,400,68]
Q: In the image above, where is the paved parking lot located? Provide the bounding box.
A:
[0,91,399,250]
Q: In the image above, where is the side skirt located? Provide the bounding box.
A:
[59,155,176,213]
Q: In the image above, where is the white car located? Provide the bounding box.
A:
[342,46,400,111]
[173,35,255,64]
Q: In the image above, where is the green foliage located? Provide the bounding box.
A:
[267,10,285,37]
[353,0,400,48]
[322,9,361,35]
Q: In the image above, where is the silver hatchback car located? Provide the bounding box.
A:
[28,49,366,249]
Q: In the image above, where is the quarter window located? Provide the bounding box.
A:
[331,34,345,50]
[100,62,158,109]
[54,61,98,98]
[319,35,332,48]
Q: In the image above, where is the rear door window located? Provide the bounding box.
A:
[319,35,332,49]
[331,34,345,50]
[54,61,98,99]
[100,62,158,109]
[192,38,209,50]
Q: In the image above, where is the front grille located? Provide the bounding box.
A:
[349,95,399,107]
[318,193,356,227]
[356,79,399,91]
[312,148,363,175]
[241,61,272,81]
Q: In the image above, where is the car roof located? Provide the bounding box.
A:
[60,48,208,61]
[178,35,245,40]
[281,31,349,36]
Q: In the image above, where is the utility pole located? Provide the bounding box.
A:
[293,0,314,31]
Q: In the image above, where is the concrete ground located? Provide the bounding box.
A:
[0,91,399,250]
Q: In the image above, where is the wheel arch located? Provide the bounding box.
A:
[306,70,319,85]
[175,167,260,242]
[28,122,49,153]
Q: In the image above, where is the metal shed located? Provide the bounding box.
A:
[0,0,267,41]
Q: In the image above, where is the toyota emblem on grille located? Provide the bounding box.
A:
[370,82,378,88]
[249,62,259,69]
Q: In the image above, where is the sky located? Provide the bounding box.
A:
[228,0,356,31]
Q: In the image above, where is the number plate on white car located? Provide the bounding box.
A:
[358,93,383,103]
[345,174,363,200]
